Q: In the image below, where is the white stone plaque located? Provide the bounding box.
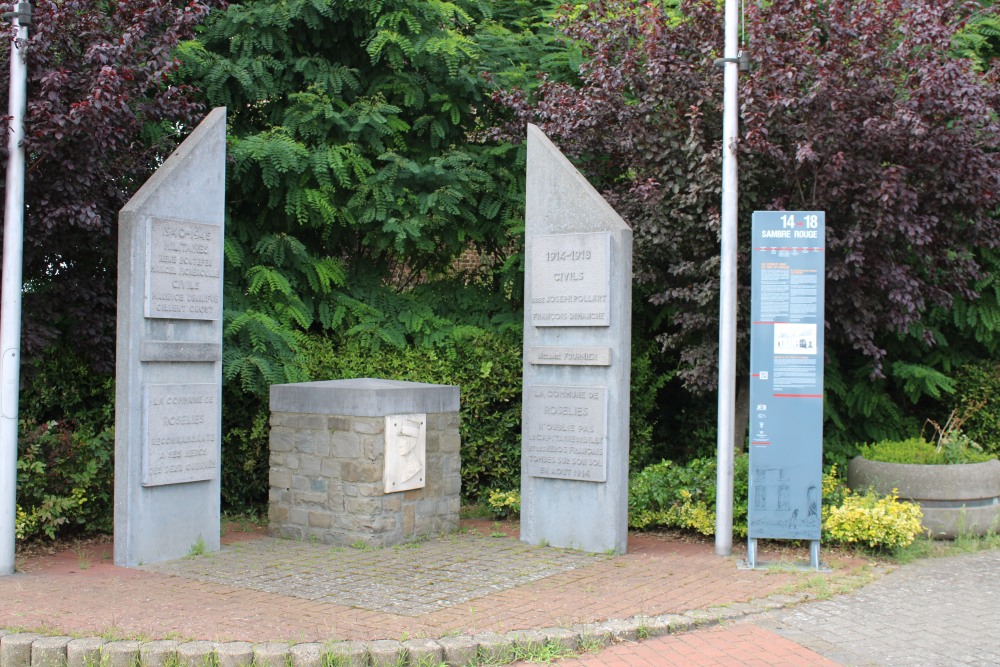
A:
[524,385,607,481]
[530,232,611,327]
[527,346,612,366]
[384,414,426,493]
[142,383,218,487]
[145,217,222,320]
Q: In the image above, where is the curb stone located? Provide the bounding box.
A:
[102,641,142,667]
[471,632,510,664]
[324,641,367,667]
[0,590,818,667]
[67,638,104,667]
[289,642,323,667]
[505,629,545,655]
[538,627,579,653]
[140,640,180,667]
[1,633,42,667]
[215,642,254,667]
[571,623,611,649]
[400,638,442,665]
[436,635,477,667]
[252,643,289,667]
[30,637,69,667]
[367,639,404,667]
[596,619,637,643]
[178,641,216,667]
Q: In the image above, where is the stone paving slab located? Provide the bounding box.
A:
[756,549,1000,667]
[141,534,606,616]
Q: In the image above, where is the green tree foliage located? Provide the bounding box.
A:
[177,0,550,396]
[176,1,587,508]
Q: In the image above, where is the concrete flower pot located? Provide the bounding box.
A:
[847,456,1000,538]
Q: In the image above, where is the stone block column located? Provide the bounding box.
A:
[268,379,461,546]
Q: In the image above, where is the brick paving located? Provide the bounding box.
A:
[7,523,997,666]
[141,533,605,616]
[2,525,838,644]
[522,625,840,667]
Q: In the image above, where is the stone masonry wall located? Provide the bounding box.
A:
[268,411,461,547]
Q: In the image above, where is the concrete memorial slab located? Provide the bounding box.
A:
[521,124,632,554]
[114,108,226,567]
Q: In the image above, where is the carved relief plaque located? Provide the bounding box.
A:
[384,414,426,493]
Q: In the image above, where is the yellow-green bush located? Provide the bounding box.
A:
[486,488,521,519]
[823,488,923,550]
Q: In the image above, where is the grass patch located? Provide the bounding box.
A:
[893,530,1000,564]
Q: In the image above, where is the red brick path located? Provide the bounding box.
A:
[516,624,840,666]
[3,524,868,648]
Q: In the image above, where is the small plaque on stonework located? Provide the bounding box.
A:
[145,217,223,320]
[384,414,426,493]
[527,346,612,366]
[143,383,218,486]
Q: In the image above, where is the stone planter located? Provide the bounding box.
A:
[847,456,1000,538]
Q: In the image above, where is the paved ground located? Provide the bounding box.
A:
[522,549,1000,667]
[3,522,997,666]
[755,549,1000,667]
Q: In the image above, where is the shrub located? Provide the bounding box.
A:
[220,388,272,513]
[950,362,1000,457]
[16,420,114,541]
[485,488,521,520]
[627,339,670,470]
[823,488,924,550]
[628,455,749,536]
[16,343,116,541]
[860,437,993,465]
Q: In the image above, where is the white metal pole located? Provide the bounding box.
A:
[715,0,739,557]
[1,1,30,576]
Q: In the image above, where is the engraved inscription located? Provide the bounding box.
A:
[143,384,218,487]
[530,232,611,327]
[524,385,607,481]
[146,218,222,320]
[527,346,611,366]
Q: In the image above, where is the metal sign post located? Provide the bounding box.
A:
[0,1,31,576]
[745,211,826,570]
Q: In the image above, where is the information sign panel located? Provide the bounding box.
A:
[748,211,825,541]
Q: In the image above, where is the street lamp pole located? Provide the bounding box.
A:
[715,0,740,557]
[0,0,31,576]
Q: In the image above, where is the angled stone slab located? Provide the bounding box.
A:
[521,124,632,554]
[115,108,226,567]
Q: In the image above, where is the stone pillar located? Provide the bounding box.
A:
[520,124,633,554]
[268,379,461,546]
[114,108,226,567]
